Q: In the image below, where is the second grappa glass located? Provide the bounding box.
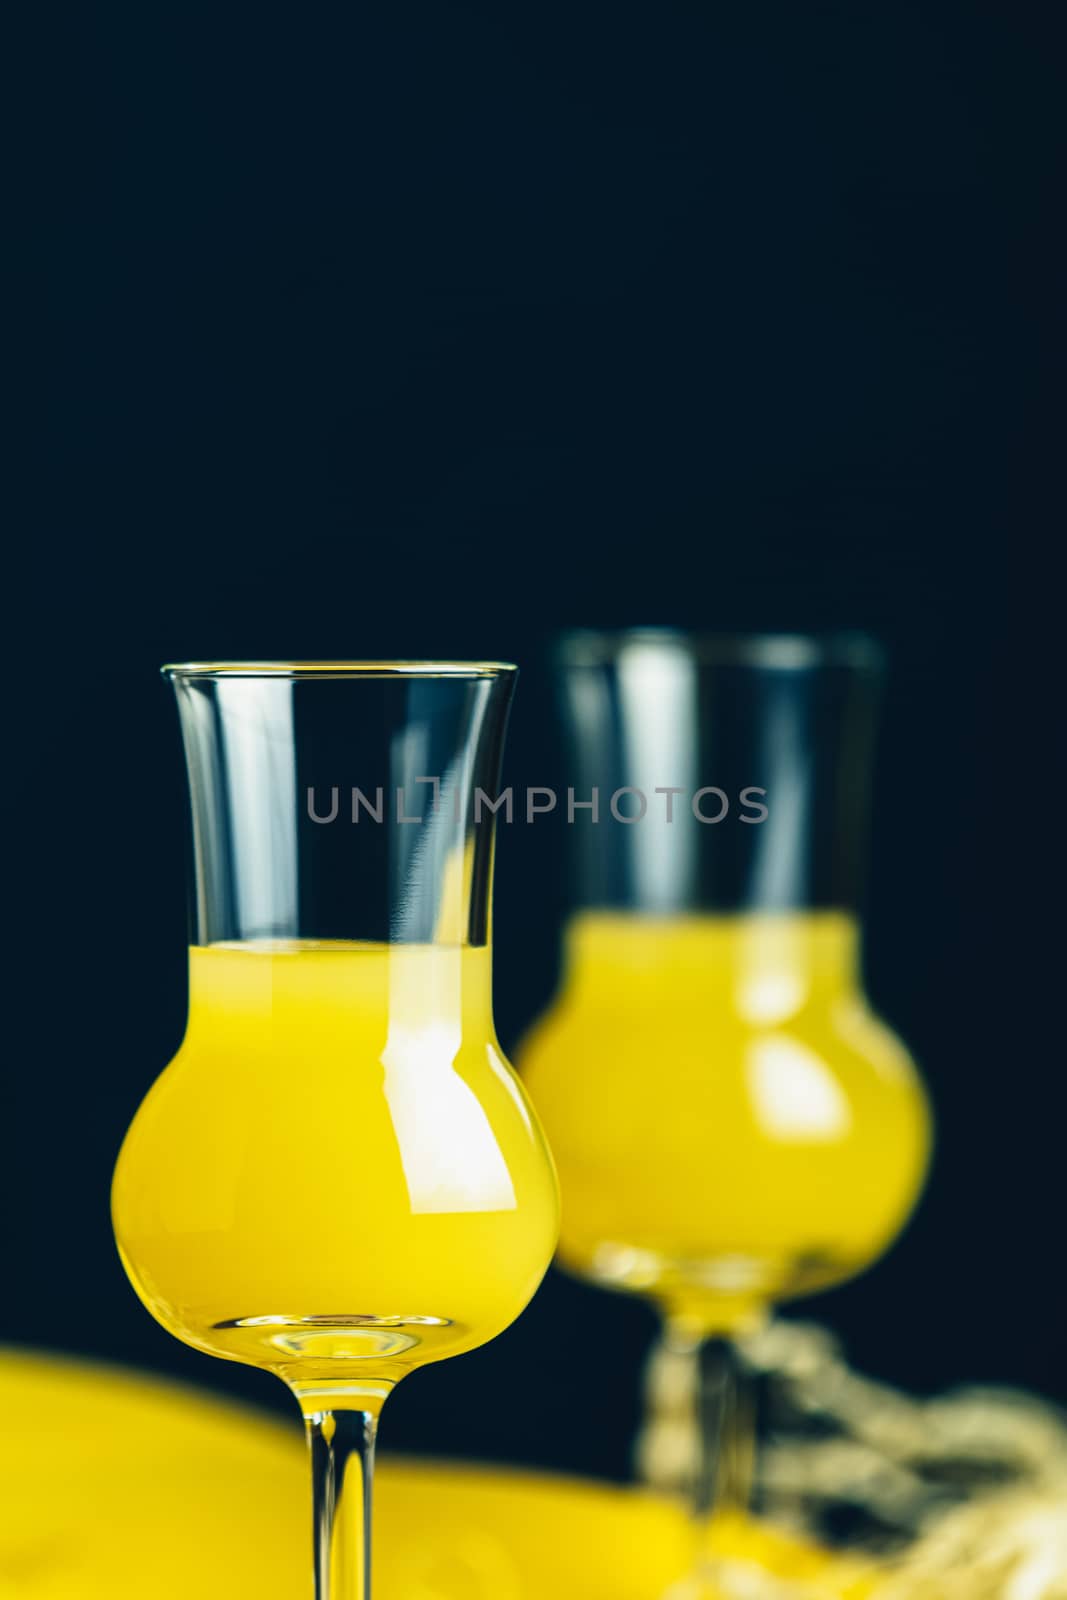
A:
[519,631,931,1593]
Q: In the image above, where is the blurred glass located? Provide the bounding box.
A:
[519,630,933,1596]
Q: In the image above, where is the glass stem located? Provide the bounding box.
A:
[664,1318,757,1532]
[695,1334,755,1525]
[297,1386,391,1600]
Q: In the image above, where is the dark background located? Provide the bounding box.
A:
[10,2,1064,1478]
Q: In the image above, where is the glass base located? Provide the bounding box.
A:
[210,1312,455,1364]
[585,1241,858,1321]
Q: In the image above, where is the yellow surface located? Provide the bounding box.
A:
[0,1350,875,1598]
[112,943,559,1383]
[520,913,930,1328]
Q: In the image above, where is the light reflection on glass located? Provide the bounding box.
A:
[382,948,517,1215]
[747,1036,852,1141]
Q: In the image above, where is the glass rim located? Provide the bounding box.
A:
[555,629,884,671]
[161,660,518,681]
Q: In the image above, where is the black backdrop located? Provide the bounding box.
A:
[9,2,1064,1478]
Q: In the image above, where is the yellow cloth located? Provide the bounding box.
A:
[0,1349,870,1597]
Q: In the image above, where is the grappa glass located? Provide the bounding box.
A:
[519,630,931,1595]
[113,661,559,1600]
